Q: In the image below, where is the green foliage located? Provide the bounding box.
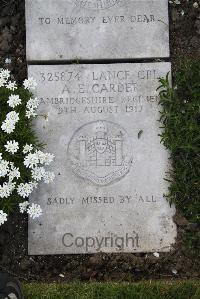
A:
[23,281,200,299]
[158,60,200,225]
[0,85,40,214]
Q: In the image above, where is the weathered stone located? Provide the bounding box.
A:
[25,0,169,61]
[28,62,176,255]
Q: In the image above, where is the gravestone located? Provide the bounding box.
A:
[25,0,169,61]
[28,62,176,255]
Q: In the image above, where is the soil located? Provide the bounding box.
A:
[0,0,200,282]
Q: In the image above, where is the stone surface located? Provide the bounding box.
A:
[28,62,176,255]
[25,0,169,61]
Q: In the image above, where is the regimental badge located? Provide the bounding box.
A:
[68,120,133,185]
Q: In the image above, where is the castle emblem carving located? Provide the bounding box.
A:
[72,0,120,10]
[68,121,132,185]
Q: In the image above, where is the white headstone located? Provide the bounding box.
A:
[25,0,169,61]
[28,62,176,255]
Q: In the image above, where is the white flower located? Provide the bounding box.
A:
[23,77,37,91]
[0,210,7,226]
[26,107,37,119]
[19,201,29,213]
[5,58,12,64]
[8,166,20,181]
[0,154,2,160]
[6,80,17,91]
[6,111,19,122]
[1,120,16,134]
[24,153,40,169]
[193,2,199,8]
[27,203,42,219]
[17,182,34,198]
[43,171,55,183]
[23,144,33,154]
[0,160,10,177]
[36,151,55,165]
[10,182,16,191]
[0,182,15,198]
[9,162,14,168]
[30,181,38,189]
[26,98,39,119]
[0,69,10,80]
[8,94,22,108]
[153,252,160,258]
[0,77,6,87]
[1,111,19,134]
[31,167,46,181]
[0,184,9,198]
[5,140,19,154]
[26,98,39,110]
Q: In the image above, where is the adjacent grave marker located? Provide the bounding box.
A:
[28,62,176,255]
[25,0,170,61]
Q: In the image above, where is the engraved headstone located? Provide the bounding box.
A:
[28,62,176,255]
[25,0,170,61]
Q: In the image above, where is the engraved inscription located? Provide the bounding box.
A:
[72,0,121,10]
[68,120,132,185]
[28,64,176,255]
[26,0,170,60]
[38,68,161,116]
